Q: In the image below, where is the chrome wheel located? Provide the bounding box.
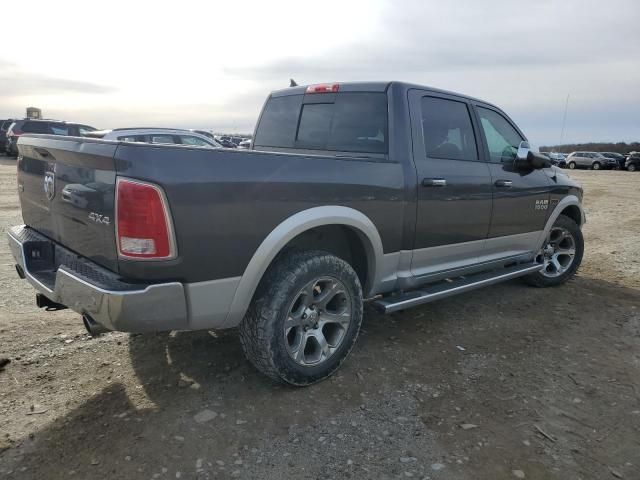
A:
[284,276,352,367]
[536,227,576,278]
[592,162,601,170]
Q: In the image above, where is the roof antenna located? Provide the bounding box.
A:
[289,78,298,87]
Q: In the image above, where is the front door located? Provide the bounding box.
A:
[474,105,551,262]
[408,91,493,277]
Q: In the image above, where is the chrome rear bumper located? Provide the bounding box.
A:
[7,225,188,332]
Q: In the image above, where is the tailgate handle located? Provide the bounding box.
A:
[34,147,51,158]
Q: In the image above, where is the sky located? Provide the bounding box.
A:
[1,0,639,145]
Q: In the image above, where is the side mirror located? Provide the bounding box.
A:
[514,141,551,170]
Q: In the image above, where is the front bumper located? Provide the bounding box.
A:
[7,225,188,332]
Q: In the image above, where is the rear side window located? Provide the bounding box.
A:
[22,122,51,134]
[254,92,388,154]
[77,125,96,136]
[150,135,175,145]
[421,97,478,161]
[477,107,524,163]
[179,135,211,147]
[50,123,70,135]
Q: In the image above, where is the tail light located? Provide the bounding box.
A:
[115,178,176,260]
[305,83,340,94]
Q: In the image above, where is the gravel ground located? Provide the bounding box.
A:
[0,154,639,479]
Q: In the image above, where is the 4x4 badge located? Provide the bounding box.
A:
[44,172,55,201]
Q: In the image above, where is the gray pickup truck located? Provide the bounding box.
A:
[8,81,585,386]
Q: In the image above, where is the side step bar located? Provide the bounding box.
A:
[371,263,543,314]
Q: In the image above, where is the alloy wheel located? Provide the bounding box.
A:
[284,276,352,367]
[536,227,577,278]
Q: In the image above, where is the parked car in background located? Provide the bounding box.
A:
[600,152,626,170]
[5,120,97,157]
[85,128,222,148]
[625,152,640,172]
[1,119,17,152]
[217,138,237,148]
[542,152,566,167]
[191,129,216,140]
[238,139,252,149]
[565,152,617,170]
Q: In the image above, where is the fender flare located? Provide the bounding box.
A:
[535,195,584,248]
[223,206,385,327]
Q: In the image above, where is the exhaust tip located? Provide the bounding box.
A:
[82,315,109,337]
[15,264,25,279]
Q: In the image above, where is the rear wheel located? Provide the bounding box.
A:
[592,162,601,170]
[568,161,576,169]
[239,250,363,386]
[524,214,583,287]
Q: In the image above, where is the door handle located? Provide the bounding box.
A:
[422,178,447,187]
[494,179,513,187]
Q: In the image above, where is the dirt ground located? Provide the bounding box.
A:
[0,155,638,480]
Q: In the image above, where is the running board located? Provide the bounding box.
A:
[371,263,543,314]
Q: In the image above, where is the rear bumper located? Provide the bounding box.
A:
[7,225,189,333]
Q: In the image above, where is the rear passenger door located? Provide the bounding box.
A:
[408,90,493,278]
[474,105,551,260]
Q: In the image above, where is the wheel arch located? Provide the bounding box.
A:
[536,195,584,249]
[224,206,385,327]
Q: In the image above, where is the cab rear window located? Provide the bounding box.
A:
[254,92,388,154]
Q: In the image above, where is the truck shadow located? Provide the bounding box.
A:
[3,275,639,479]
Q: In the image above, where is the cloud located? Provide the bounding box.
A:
[0,59,115,96]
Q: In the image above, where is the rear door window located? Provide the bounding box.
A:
[421,97,478,161]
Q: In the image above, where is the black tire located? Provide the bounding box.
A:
[523,214,584,288]
[568,162,576,169]
[239,250,363,386]
[628,163,637,172]
[592,162,601,170]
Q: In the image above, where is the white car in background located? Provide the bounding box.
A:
[84,128,222,148]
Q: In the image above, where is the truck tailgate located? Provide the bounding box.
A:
[17,135,120,272]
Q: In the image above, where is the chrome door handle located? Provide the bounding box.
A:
[422,178,447,187]
[494,179,513,187]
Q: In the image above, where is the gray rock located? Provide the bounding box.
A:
[194,409,218,424]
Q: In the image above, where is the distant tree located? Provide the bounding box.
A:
[540,142,640,154]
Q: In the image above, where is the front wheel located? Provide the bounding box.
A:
[239,250,363,386]
[592,162,601,170]
[628,163,637,172]
[568,161,576,169]
[524,214,584,288]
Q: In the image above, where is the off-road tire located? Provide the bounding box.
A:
[523,214,584,288]
[239,250,363,386]
[568,162,576,169]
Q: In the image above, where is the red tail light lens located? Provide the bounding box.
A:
[116,178,176,260]
[305,83,340,94]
